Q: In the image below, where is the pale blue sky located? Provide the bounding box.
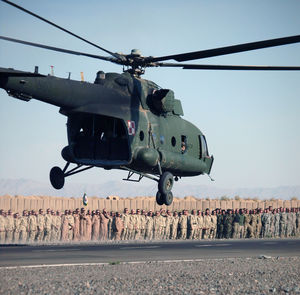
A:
[0,0,299,194]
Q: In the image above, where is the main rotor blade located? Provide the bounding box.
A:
[149,35,300,63]
[156,62,300,71]
[0,36,117,63]
[1,0,123,61]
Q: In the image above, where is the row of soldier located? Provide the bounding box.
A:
[0,206,299,243]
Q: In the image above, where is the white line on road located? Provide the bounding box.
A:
[32,249,81,252]
[119,246,161,250]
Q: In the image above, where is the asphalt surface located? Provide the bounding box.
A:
[0,238,299,267]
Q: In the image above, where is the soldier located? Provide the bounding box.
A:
[145,210,154,240]
[112,212,124,240]
[223,209,233,239]
[12,212,20,243]
[163,210,172,240]
[92,210,100,240]
[28,210,37,242]
[80,207,87,241]
[217,210,224,239]
[296,208,300,237]
[0,210,6,243]
[53,211,62,241]
[61,210,69,241]
[153,211,163,240]
[202,209,211,239]
[286,208,293,237]
[134,209,142,240]
[67,210,75,241]
[188,209,198,239]
[160,209,167,239]
[248,210,256,238]
[5,209,15,243]
[140,210,147,239]
[36,209,45,242]
[121,208,130,240]
[44,208,52,242]
[178,210,188,239]
[73,208,80,241]
[170,211,179,239]
[99,209,110,240]
[19,210,28,243]
[280,207,287,238]
[84,210,92,241]
[243,209,251,238]
[291,208,297,237]
[232,209,240,239]
[196,210,204,240]
[210,210,217,239]
[255,209,262,238]
[273,209,280,238]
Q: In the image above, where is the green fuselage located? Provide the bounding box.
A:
[0,67,213,178]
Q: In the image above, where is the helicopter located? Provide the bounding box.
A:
[1,1,300,206]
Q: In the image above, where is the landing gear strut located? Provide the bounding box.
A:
[156,171,174,206]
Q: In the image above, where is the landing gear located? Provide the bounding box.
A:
[156,172,174,206]
[49,162,94,190]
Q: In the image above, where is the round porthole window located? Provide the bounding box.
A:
[139,131,144,141]
[171,136,176,147]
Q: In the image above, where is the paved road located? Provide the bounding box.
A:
[1,239,299,267]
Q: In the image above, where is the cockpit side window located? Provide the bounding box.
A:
[199,135,209,159]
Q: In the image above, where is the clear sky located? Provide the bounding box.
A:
[0,0,300,193]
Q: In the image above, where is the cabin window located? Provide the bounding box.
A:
[181,135,187,154]
[199,134,209,159]
[171,136,176,147]
[68,114,129,161]
[139,131,144,141]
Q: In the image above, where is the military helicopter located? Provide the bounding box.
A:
[1,0,300,206]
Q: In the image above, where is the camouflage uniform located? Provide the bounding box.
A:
[196,212,204,240]
[274,211,280,238]
[280,211,287,238]
[223,212,233,239]
[178,212,188,239]
[28,213,37,242]
[19,213,28,243]
[134,211,142,240]
[170,213,179,240]
[210,213,217,239]
[256,212,262,238]
[202,213,211,239]
[188,211,198,239]
[13,214,21,242]
[36,212,45,242]
[164,212,173,240]
[243,212,251,238]
[73,212,81,241]
[5,213,15,243]
[92,213,100,240]
[153,212,163,240]
[145,212,154,240]
[249,212,257,239]
[44,212,53,242]
[112,213,124,240]
[140,211,146,239]
[296,210,300,237]
[67,213,75,241]
[0,213,6,243]
[121,211,130,240]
